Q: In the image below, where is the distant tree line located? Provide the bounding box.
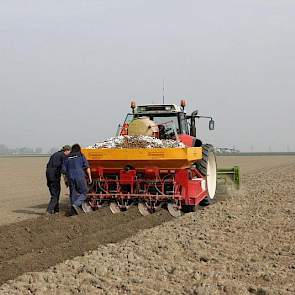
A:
[0,144,58,155]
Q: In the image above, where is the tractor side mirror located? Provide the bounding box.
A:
[209,119,215,130]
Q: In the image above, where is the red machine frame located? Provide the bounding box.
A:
[87,166,208,210]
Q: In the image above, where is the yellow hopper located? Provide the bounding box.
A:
[82,147,203,170]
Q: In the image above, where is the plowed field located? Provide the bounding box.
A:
[0,156,294,294]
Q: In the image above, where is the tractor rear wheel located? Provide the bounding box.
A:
[196,144,217,204]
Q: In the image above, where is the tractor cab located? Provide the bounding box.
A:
[119,100,215,147]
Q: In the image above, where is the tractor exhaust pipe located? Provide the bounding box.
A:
[190,110,198,137]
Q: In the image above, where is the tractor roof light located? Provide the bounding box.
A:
[180,99,187,109]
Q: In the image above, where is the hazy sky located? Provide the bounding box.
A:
[0,0,294,152]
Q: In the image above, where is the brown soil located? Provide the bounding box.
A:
[0,207,171,284]
[0,156,294,226]
[217,155,295,175]
[0,156,294,294]
[0,157,54,225]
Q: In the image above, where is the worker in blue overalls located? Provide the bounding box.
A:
[62,144,92,214]
[46,145,71,214]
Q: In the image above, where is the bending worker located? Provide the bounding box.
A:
[62,144,92,214]
[46,145,71,214]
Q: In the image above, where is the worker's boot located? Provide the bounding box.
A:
[54,204,59,214]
